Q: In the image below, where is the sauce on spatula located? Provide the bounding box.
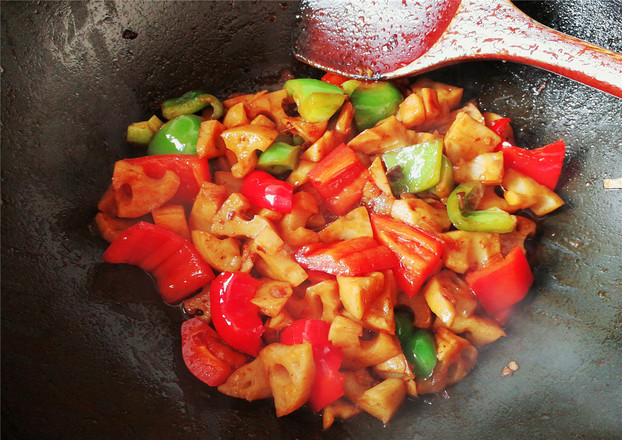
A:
[295,0,460,76]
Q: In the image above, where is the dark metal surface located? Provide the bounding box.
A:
[1,1,621,439]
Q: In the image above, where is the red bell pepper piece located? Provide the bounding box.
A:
[281,319,345,412]
[240,170,293,213]
[125,154,210,204]
[321,72,349,86]
[466,246,534,315]
[370,214,443,296]
[307,143,369,215]
[497,140,565,190]
[210,272,264,357]
[181,317,248,387]
[488,117,511,137]
[103,222,213,304]
[294,236,398,276]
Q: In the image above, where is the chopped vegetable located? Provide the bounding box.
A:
[210,272,264,357]
[240,170,293,213]
[181,317,247,386]
[103,222,213,304]
[148,114,203,155]
[281,319,345,412]
[161,90,224,120]
[498,139,565,190]
[466,246,534,315]
[370,214,443,296]
[294,237,398,277]
[284,78,347,122]
[307,143,369,214]
[447,181,517,233]
[381,139,444,195]
[256,141,301,175]
[350,81,403,130]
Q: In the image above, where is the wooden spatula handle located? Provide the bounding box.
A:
[391,0,622,97]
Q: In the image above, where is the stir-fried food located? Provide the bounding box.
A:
[96,73,565,427]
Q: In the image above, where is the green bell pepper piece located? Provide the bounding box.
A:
[147,114,203,155]
[256,142,301,175]
[403,329,437,379]
[161,90,224,120]
[382,139,444,195]
[284,79,347,123]
[429,155,455,199]
[350,81,403,130]
[447,181,517,233]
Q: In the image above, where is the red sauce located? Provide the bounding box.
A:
[295,0,461,77]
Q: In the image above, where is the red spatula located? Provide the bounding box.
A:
[294,0,622,98]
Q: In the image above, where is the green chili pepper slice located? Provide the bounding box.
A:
[147,114,203,155]
[382,139,444,195]
[403,329,437,379]
[161,90,224,121]
[126,115,164,146]
[350,81,403,130]
[394,310,414,341]
[447,181,517,233]
[256,142,301,175]
[284,78,347,123]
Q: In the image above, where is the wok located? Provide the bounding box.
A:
[1,1,621,439]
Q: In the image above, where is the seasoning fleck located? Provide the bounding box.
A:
[122,29,138,40]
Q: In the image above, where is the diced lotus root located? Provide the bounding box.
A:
[348,116,418,155]
[218,356,272,401]
[254,247,308,287]
[396,291,433,329]
[422,270,478,326]
[189,182,228,231]
[329,316,401,369]
[390,198,452,234]
[251,279,293,318]
[502,168,564,216]
[289,279,342,322]
[211,193,284,255]
[213,171,243,195]
[319,206,373,243]
[358,270,397,334]
[279,191,319,246]
[112,161,180,218]
[444,112,501,164]
[416,327,478,394]
[434,314,505,347]
[192,230,242,272]
[221,124,279,178]
[337,272,384,320]
[357,378,407,424]
[322,398,363,430]
[301,129,345,162]
[441,230,503,274]
[373,353,414,382]
[260,342,315,417]
[452,152,505,186]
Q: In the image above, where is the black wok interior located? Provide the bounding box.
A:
[2,1,621,439]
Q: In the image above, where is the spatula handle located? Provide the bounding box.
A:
[394,0,622,97]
